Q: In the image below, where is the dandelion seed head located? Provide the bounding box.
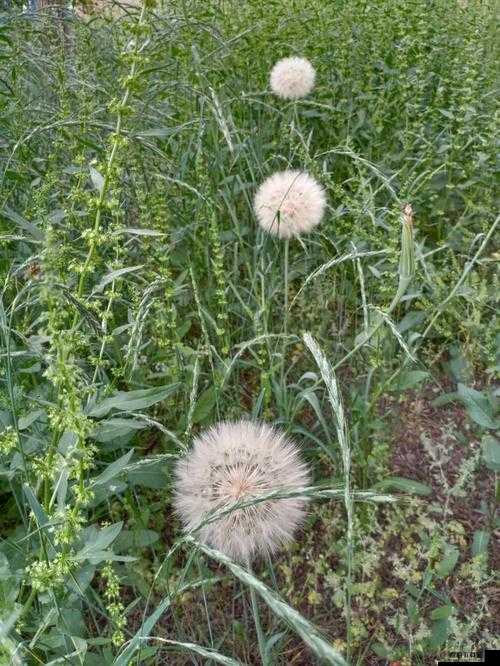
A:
[173,420,310,562]
[254,170,326,238]
[270,56,316,100]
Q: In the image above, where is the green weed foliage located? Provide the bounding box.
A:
[0,1,497,664]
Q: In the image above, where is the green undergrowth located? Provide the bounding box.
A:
[0,1,498,664]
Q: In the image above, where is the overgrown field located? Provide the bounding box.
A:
[0,1,498,664]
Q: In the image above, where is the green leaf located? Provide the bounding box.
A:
[377,477,432,496]
[75,522,123,563]
[397,311,426,334]
[68,564,96,594]
[457,384,497,429]
[192,386,217,424]
[431,604,454,620]
[482,435,500,471]
[115,529,159,551]
[94,265,144,293]
[1,205,44,240]
[472,530,490,557]
[81,551,135,565]
[435,545,459,578]
[372,643,390,658]
[17,409,44,430]
[87,384,180,418]
[136,127,175,137]
[397,370,429,391]
[120,227,166,237]
[23,484,51,528]
[432,391,458,407]
[92,418,149,443]
[90,450,134,487]
[429,618,449,649]
[128,466,168,489]
[438,109,454,119]
[0,607,21,643]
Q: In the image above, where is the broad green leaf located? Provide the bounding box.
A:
[120,227,165,237]
[128,467,168,489]
[23,484,50,528]
[115,529,159,551]
[2,206,44,240]
[457,384,497,429]
[472,530,490,557]
[68,564,96,594]
[125,454,174,488]
[90,450,134,487]
[397,370,429,391]
[429,618,449,649]
[397,311,426,333]
[0,607,21,643]
[17,409,44,430]
[482,435,500,471]
[80,551,135,565]
[136,127,175,137]
[192,386,217,424]
[55,467,69,512]
[435,545,459,578]
[92,418,148,443]
[75,522,123,562]
[431,604,454,620]
[432,391,458,407]
[87,384,180,418]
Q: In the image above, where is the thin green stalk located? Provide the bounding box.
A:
[281,238,290,394]
[247,560,268,666]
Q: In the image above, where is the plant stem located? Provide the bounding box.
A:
[248,560,268,665]
[281,238,289,393]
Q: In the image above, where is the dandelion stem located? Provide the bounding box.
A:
[281,238,290,391]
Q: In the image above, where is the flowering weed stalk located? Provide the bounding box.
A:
[195,150,230,356]
[73,0,150,321]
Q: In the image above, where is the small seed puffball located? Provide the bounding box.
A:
[173,420,310,562]
[270,56,316,100]
[254,170,327,239]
